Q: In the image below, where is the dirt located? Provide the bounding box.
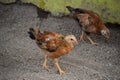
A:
[0,3,120,80]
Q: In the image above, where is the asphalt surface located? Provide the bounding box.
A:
[0,3,120,80]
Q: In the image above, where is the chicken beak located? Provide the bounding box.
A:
[74,40,78,45]
[104,35,110,43]
[105,37,109,42]
[105,33,110,41]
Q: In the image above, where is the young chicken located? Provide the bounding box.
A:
[66,6,110,45]
[28,27,78,75]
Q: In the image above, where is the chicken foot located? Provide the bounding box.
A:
[54,58,65,75]
[42,55,49,71]
[86,35,98,45]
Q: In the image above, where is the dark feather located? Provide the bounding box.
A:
[28,28,35,40]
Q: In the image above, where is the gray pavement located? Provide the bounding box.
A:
[0,3,120,80]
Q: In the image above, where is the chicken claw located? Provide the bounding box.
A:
[91,42,98,45]
[59,70,65,75]
[42,63,49,71]
[42,55,49,71]
[54,59,65,75]
[86,35,98,45]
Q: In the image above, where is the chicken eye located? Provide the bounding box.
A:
[71,38,73,40]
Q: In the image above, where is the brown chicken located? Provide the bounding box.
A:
[66,6,110,45]
[28,27,78,75]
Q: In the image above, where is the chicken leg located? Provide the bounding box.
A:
[42,55,49,71]
[80,31,85,42]
[86,35,98,45]
[54,58,65,75]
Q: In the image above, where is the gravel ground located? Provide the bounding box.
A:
[0,3,120,80]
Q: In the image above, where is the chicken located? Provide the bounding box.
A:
[66,6,110,45]
[28,27,78,75]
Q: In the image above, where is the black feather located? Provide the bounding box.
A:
[28,28,35,40]
[47,47,57,52]
[29,28,34,32]
[66,6,86,14]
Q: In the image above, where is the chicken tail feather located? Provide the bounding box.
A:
[66,6,76,14]
[66,6,91,14]
[28,28,36,40]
